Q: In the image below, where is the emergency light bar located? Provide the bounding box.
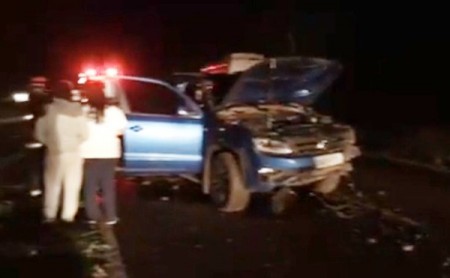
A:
[105,67,118,77]
[85,69,98,77]
[78,67,120,84]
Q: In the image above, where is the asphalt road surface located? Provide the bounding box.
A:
[115,158,450,278]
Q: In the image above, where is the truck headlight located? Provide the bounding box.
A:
[12,92,30,103]
[253,138,293,155]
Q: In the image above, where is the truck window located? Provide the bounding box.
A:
[120,80,180,115]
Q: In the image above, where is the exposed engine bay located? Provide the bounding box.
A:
[217,103,358,157]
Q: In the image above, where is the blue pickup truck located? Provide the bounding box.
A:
[79,57,360,213]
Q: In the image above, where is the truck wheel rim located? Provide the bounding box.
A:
[211,158,230,205]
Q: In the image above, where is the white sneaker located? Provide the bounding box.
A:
[61,218,74,223]
[104,219,119,225]
[43,218,56,224]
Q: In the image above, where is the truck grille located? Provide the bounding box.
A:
[289,138,348,157]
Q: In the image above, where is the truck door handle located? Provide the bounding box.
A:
[130,125,143,132]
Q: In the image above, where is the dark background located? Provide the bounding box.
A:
[0,0,447,125]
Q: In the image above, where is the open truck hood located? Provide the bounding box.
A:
[220,57,342,107]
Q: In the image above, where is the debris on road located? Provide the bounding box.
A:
[442,257,450,278]
[377,190,387,196]
[194,244,204,249]
[0,185,128,278]
[0,242,40,258]
[92,264,108,278]
[81,242,116,259]
[401,244,415,252]
[310,181,429,253]
[0,200,14,218]
[443,257,450,267]
[142,180,152,186]
[96,223,128,278]
[160,196,171,202]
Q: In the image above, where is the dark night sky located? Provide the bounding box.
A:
[0,0,448,124]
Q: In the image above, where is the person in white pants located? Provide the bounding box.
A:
[34,80,89,223]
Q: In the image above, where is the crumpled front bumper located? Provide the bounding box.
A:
[255,145,360,191]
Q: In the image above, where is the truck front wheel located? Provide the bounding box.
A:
[209,153,250,212]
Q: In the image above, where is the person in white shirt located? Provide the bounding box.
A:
[81,82,127,225]
[34,80,89,223]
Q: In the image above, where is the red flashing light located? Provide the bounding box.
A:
[105,67,119,77]
[78,77,88,84]
[79,65,120,84]
[85,69,98,77]
[200,63,229,74]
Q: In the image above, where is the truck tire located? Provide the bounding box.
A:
[210,152,250,212]
[312,173,341,194]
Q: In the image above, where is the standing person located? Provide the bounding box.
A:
[27,76,52,198]
[81,82,127,225]
[34,80,88,223]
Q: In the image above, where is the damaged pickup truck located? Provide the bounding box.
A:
[200,57,360,213]
[79,56,360,214]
